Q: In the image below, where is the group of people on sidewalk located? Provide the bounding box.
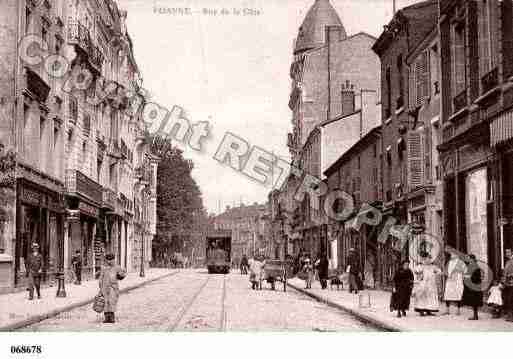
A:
[297,248,362,293]
[24,242,127,324]
[392,252,513,322]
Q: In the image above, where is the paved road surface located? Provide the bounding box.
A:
[21,270,379,331]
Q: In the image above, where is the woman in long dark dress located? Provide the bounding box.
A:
[462,254,483,321]
[317,255,329,290]
[393,260,414,318]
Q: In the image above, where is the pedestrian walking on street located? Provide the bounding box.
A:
[316,254,329,290]
[71,250,82,285]
[413,262,442,316]
[346,248,361,294]
[393,260,414,318]
[462,254,483,321]
[249,256,264,290]
[302,258,314,289]
[27,243,43,300]
[98,253,127,324]
[442,252,466,315]
[240,254,249,275]
[503,252,513,322]
[487,279,504,318]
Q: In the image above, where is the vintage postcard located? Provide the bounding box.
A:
[1,1,513,353]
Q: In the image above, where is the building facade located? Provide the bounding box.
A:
[286,0,381,263]
[324,126,382,286]
[372,0,438,286]
[0,0,158,294]
[212,203,268,262]
[439,0,513,275]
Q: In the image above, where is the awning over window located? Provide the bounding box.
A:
[491,109,513,147]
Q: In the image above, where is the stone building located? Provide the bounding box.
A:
[212,203,268,262]
[324,126,382,286]
[285,0,381,262]
[405,25,444,265]
[439,0,513,275]
[0,0,158,294]
[372,0,438,285]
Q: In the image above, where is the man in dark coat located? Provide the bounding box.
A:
[393,260,414,317]
[503,251,513,322]
[71,250,82,285]
[316,254,329,290]
[240,254,249,275]
[346,248,361,294]
[462,254,483,320]
[27,243,43,300]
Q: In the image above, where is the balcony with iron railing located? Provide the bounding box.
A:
[65,170,103,204]
[453,89,467,114]
[481,67,499,95]
[102,188,117,210]
[67,21,103,72]
[67,21,90,54]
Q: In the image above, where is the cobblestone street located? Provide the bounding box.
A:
[20,270,377,332]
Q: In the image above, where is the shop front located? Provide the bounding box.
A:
[491,108,513,269]
[64,170,102,281]
[440,125,498,273]
[15,179,65,288]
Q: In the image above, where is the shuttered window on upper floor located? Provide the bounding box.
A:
[409,51,430,109]
[407,128,426,191]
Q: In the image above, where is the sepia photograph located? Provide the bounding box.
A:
[1,0,513,356]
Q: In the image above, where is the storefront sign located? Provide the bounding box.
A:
[79,202,99,218]
[21,187,41,206]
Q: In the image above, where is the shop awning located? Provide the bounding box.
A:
[491,109,513,147]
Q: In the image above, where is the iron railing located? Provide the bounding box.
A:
[481,67,499,94]
[453,89,467,113]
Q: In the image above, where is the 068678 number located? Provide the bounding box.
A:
[10,346,42,354]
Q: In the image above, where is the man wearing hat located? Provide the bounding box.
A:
[98,253,127,323]
[27,242,43,300]
[346,248,361,294]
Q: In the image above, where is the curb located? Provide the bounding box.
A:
[286,281,403,332]
[1,271,179,331]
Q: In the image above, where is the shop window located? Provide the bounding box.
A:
[465,168,488,264]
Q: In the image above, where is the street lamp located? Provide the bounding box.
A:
[140,188,149,278]
[56,218,67,298]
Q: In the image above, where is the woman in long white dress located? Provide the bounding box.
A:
[442,253,466,315]
[413,263,442,316]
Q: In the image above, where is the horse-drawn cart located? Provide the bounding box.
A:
[263,259,295,292]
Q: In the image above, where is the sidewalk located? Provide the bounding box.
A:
[0,268,177,331]
[287,278,513,331]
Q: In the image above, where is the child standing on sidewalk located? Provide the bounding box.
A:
[487,279,503,318]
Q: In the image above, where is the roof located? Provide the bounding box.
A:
[294,0,346,54]
[215,203,267,221]
[320,109,361,127]
[324,126,382,177]
[372,0,438,55]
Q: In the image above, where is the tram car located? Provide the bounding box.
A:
[205,230,232,274]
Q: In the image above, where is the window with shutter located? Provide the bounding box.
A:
[407,130,425,190]
[414,51,429,107]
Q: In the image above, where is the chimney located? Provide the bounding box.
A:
[325,25,343,45]
[341,81,355,117]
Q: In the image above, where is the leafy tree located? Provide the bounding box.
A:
[148,135,208,265]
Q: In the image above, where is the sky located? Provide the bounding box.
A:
[118,0,420,214]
